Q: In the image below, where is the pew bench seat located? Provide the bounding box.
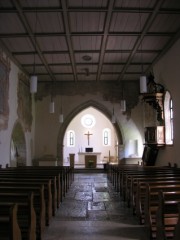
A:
[145,188,180,239]
[0,185,45,240]
[155,191,180,240]
[0,192,36,240]
[0,203,22,240]
[136,183,180,224]
[0,179,53,225]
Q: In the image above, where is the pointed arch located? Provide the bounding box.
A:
[10,120,26,167]
[57,100,123,165]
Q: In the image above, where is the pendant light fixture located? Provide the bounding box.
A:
[59,95,64,123]
[59,113,64,123]
[121,82,126,112]
[139,0,147,94]
[49,82,55,113]
[111,103,116,124]
[49,96,55,113]
[140,75,147,93]
[121,99,126,112]
[30,75,37,93]
[49,46,56,114]
[119,34,126,112]
[30,5,38,93]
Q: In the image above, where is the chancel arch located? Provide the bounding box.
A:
[57,100,123,166]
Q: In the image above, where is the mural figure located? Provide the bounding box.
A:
[0,51,10,130]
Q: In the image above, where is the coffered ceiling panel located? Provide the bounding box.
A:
[25,12,65,33]
[0,0,179,84]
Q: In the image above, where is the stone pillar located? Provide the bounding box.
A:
[69,153,75,168]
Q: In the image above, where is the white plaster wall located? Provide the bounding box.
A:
[154,39,180,166]
[118,101,144,158]
[0,60,18,167]
[35,92,144,161]
[0,57,35,167]
[63,107,118,163]
[34,95,59,158]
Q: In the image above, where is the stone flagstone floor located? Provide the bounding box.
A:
[42,173,148,240]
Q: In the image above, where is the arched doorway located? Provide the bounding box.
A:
[10,121,26,167]
[57,100,123,166]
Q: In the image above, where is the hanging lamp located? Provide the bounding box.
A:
[139,0,147,94]
[59,95,64,123]
[30,75,37,93]
[121,82,126,112]
[59,113,64,123]
[49,96,55,113]
[119,34,126,112]
[140,75,147,93]
[111,105,116,124]
[49,82,55,113]
[30,6,38,94]
[120,99,126,112]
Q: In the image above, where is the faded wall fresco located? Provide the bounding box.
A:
[0,52,10,130]
[17,73,32,131]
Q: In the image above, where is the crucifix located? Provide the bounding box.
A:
[84,131,93,146]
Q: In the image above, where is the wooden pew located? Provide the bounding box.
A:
[132,177,180,214]
[109,165,173,199]
[0,173,56,218]
[1,165,74,204]
[0,166,74,239]
[10,166,73,202]
[136,182,180,224]
[108,164,141,193]
[156,191,180,240]
[173,203,180,240]
[0,169,59,211]
[0,180,52,225]
[14,165,74,195]
[17,167,62,205]
[108,164,180,201]
[0,185,45,240]
[144,184,180,239]
[108,164,180,239]
[0,166,74,223]
[0,192,36,240]
[0,203,22,240]
[124,169,180,204]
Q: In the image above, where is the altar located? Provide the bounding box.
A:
[78,152,101,168]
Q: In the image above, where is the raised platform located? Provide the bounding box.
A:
[73,168,106,173]
[73,164,107,173]
[74,164,104,169]
[63,162,108,173]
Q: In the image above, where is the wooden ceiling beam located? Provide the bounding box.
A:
[61,0,77,82]
[117,0,165,82]
[11,0,56,82]
[96,0,115,81]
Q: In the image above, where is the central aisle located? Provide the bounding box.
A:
[42,173,148,240]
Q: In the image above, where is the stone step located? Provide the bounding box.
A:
[73,168,105,173]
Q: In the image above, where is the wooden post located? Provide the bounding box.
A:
[69,153,75,168]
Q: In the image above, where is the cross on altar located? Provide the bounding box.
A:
[84,131,93,145]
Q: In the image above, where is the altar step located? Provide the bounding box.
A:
[73,164,107,173]
[73,168,105,173]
